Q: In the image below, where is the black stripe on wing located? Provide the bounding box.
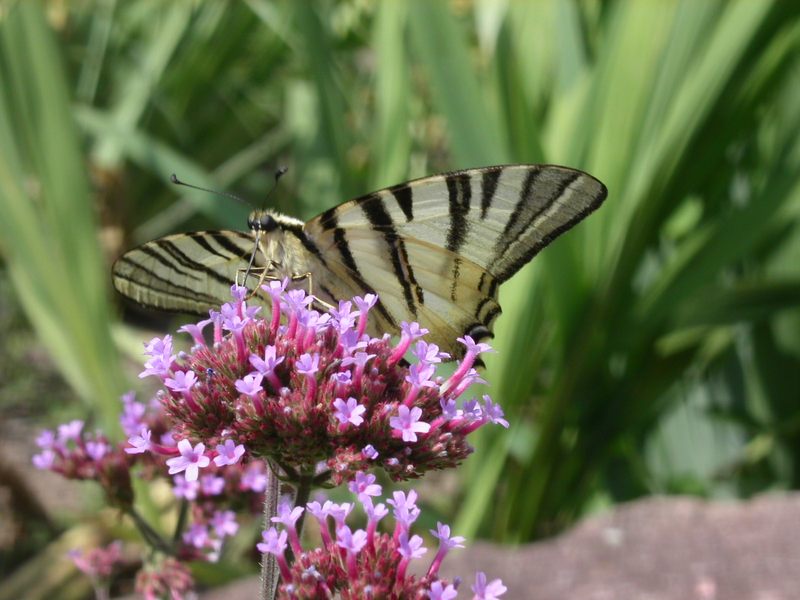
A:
[480,168,502,220]
[320,209,398,328]
[137,244,202,281]
[114,257,222,306]
[494,171,604,282]
[360,193,423,317]
[155,239,232,286]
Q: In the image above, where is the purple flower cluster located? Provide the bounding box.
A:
[34,392,269,577]
[136,282,507,484]
[32,418,135,507]
[258,475,506,599]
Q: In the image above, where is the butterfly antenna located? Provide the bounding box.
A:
[260,166,288,211]
[170,174,252,207]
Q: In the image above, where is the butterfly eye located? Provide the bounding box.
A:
[259,214,278,232]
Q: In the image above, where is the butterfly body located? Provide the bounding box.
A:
[113,164,607,356]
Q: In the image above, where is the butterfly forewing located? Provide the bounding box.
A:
[303,164,606,354]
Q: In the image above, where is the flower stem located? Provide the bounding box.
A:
[259,461,281,600]
[292,473,314,543]
[173,499,189,545]
[126,508,171,554]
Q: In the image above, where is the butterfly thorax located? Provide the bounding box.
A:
[249,210,312,280]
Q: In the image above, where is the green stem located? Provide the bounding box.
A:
[126,508,171,554]
[291,474,314,545]
[173,499,189,545]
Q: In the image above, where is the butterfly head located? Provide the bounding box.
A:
[248,210,280,233]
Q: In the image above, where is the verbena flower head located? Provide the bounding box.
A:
[35,392,267,578]
[32,419,135,508]
[140,284,505,484]
[261,479,506,599]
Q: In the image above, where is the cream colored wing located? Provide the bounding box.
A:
[303,164,606,355]
[112,230,255,315]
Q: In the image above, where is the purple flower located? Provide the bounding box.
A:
[328,502,354,528]
[397,531,427,560]
[57,420,84,443]
[472,572,507,599]
[295,352,320,376]
[340,351,375,369]
[413,341,449,364]
[35,429,55,449]
[482,395,509,428]
[173,474,199,500]
[32,449,55,470]
[306,500,333,523]
[271,497,304,529]
[183,523,209,549]
[330,300,358,332]
[235,373,263,397]
[428,581,458,600]
[214,439,245,467]
[221,305,247,334]
[338,329,366,354]
[463,398,483,421]
[457,335,493,356]
[440,398,461,420]
[140,335,175,378]
[165,370,197,393]
[353,293,378,313]
[166,439,210,481]
[364,500,388,524]
[390,405,431,442]
[348,472,381,501]
[119,394,146,436]
[362,444,379,460]
[249,345,284,375]
[230,284,248,303]
[257,527,288,556]
[178,318,212,347]
[333,397,366,427]
[211,510,239,538]
[241,462,268,492]
[405,363,437,388]
[427,522,466,577]
[200,474,225,496]
[430,522,465,551]
[388,490,420,530]
[85,440,108,461]
[125,428,152,454]
[336,525,367,554]
[331,370,352,386]
[144,335,173,358]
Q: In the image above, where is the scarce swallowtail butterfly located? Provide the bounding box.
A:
[112,164,607,357]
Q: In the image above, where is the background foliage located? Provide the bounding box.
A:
[2,0,800,589]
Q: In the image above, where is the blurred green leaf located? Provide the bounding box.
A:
[0,3,122,429]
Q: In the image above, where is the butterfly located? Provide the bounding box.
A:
[112,164,607,357]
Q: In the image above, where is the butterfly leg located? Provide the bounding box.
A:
[290,271,335,311]
[236,260,278,297]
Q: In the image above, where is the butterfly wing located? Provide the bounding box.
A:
[112,230,255,315]
[303,164,607,354]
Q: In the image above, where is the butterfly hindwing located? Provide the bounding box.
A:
[112,230,254,315]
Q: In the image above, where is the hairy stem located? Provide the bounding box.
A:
[259,461,281,600]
